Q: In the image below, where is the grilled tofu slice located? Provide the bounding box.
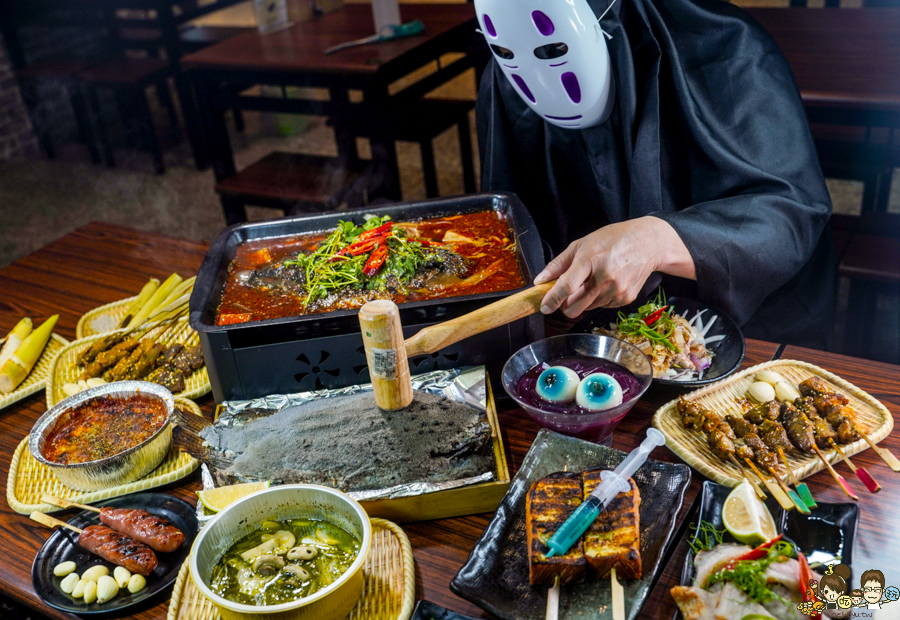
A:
[526,472,587,585]
[582,468,642,580]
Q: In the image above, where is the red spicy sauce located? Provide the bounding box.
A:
[215,210,526,324]
[42,395,168,464]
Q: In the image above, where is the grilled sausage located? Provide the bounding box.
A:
[100,508,185,553]
[78,525,158,576]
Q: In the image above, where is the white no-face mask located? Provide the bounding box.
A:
[474,0,614,129]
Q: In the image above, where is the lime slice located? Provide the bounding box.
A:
[197,481,270,513]
[723,480,778,546]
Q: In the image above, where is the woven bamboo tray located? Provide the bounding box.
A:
[167,517,416,620]
[7,397,202,515]
[652,359,894,487]
[47,317,210,407]
[76,296,138,339]
[0,334,68,412]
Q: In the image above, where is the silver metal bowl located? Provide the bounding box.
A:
[29,381,175,492]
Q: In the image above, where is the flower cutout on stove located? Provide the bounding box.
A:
[294,350,341,391]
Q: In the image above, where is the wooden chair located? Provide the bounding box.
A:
[833,212,900,363]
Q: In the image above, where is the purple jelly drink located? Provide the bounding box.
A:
[515,357,643,443]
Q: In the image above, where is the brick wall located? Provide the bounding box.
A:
[0,32,37,161]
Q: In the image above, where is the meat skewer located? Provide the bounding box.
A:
[724,414,804,512]
[799,376,900,472]
[776,446,817,509]
[676,398,767,500]
[41,495,185,553]
[29,511,158,575]
[826,439,881,493]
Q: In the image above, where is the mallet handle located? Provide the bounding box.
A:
[405,281,555,357]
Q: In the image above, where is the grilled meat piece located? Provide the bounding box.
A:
[811,416,837,448]
[77,333,124,367]
[794,396,817,419]
[677,398,706,429]
[582,469,641,580]
[824,406,859,443]
[742,434,778,470]
[123,343,164,380]
[160,344,184,365]
[100,508,185,553]
[526,472,587,585]
[779,402,816,454]
[798,377,830,397]
[104,339,155,382]
[708,430,736,460]
[725,414,755,439]
[758,420,792,452]
[746,400,780,425]
[814,392,848,412]
[78,524,158,576]
[735,441,755,462]
[172,345,204,374]
[146,366,185,393]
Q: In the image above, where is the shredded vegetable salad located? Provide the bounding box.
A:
[594,290,726,381]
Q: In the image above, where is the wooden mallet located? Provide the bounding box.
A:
[359,281,555,410]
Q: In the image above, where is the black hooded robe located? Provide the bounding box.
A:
[476,0,836,348]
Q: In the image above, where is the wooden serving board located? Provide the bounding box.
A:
[47,317,210,407]
[167,518,416,620]
[652,359,893,487]
[7,398,201,515]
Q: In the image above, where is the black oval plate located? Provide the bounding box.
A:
[31,493,197,615]
[570,296,745,387]
[674,481,859,619]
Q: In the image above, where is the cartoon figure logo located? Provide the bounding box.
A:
[797,564,899,617]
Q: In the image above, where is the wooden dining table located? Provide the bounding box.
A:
[182,3,486,211]
[1,222,899,620]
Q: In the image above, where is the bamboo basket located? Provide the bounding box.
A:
[0,334,68,411]
[76,296,138,339]
[167,518,416,620]
[47,317,210,407]
[7,397,202,515]
[652,359,894,487]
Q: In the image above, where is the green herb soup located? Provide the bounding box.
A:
[210,518,361,606]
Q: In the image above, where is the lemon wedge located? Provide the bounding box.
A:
[723,480,778,546]
[197,481,270,512]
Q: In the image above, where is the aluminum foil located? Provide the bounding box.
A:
[197,366,493,524]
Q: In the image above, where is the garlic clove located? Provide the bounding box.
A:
[127,573,146,594]
[83,580,98,604]
[754,370,785,386]
[97,575,119,603]
[775,381,801,403]
[747,381,776,404]
[114,566,131,588]
[53,561,77,577]
[59,573,79,594]
[82,565,109,582]
[72,579,89,599]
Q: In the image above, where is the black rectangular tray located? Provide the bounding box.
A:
[190,192,546,402]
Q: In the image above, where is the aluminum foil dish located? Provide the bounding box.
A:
[179,368,495,524]
[29,381,174,492]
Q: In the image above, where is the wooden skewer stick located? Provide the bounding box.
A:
[727,454,767,500]
[30,511,82,534]
[41,494,102,513]
[778,446,817,509]
[811,444,859,501]
[360,282,555,411]
[765,466,810,514]
[851,416,900,472]
[827,439,881,493]
[545,575,560,620]
[610,567,625,620]
[743,457,795,510]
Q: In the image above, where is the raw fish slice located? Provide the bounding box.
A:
[694,543,751,587]
[764,558,801,593]
[714,582,772,620]
[762,584,804,620]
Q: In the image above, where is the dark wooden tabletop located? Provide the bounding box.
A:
[1,222,899,620]
[180,3,476,76]
[746,8,900,112]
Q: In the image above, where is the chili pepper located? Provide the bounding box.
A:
[643,305,669,326]
[356,222,393,241]
[363,245,388,276]
[798,552,821,620]
[723,534,783,570]
[416,239,443,248]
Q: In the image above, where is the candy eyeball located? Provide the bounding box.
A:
[535,366,580,403]
[576,373,624,411]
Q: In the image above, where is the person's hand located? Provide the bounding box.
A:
[533,216,696,318]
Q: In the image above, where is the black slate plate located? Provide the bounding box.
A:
[571,296,745,387]
[31,493,197,615]
[450,429,692,620]
[675,481,859,619]
[411,600,482,620]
